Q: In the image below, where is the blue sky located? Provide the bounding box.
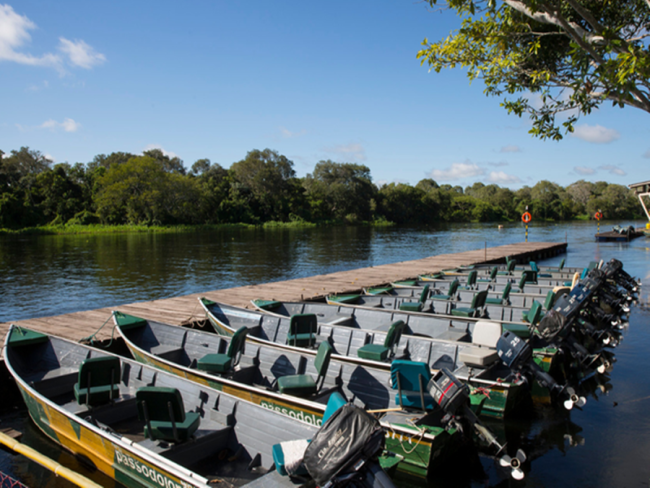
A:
[1,1,648,189]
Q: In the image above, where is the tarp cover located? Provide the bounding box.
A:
[304,403,384,486]
[536,309,567,340]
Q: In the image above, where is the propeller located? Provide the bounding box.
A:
[499,449,527,480]
[563,387,587,410]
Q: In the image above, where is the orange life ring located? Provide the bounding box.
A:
[594,211,602,221]
[522,212,532,223]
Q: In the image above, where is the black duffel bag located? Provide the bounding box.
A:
[303,403,384,486]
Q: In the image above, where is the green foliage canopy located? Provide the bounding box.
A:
[418,0,650,140]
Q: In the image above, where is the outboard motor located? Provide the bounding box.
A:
[496,330,586,411]
[427,368,527,480]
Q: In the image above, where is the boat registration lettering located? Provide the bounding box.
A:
[259,400,322,426]
[114,450,193,488]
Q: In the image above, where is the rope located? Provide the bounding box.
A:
[78,313,115,347]
[384,417,427,455]
[180,300,203,327]
[0,471,29,488]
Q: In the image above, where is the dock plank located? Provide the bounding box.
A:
[0,241,565,347]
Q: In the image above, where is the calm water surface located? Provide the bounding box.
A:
[1,220,649,487]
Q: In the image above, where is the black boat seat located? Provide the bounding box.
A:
[197,326,247,374]
[74,356,121,406]
[136,387,200,442]
[277,341,333,397]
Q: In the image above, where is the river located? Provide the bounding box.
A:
[1,220,649,487]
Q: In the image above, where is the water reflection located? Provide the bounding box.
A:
[2,221,650,487]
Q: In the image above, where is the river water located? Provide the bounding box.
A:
[1,220,649,487]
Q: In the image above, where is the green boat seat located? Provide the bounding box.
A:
[460,270,478,290]
[451,290,488,318]
[497,259,515,276]
[136,387,200,443]
[357,320,405,361]
[477,266,498,283]
[521,270,538,284]
[74,356,121,406]
[399,285,429,312]
[502,322,531,339]
[287,313,317,348]
[430,279,459,301]
[558,258,566,271]
[543,290,556,311]
[391,360,434,410]
[485,282,511,305]
[197,326,248,374]
[278,341,333,397]
[272,392,347,476]
[521,301,543,325]
[513,274,527,293]
[458,321,501,368]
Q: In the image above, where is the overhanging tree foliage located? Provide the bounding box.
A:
[418,0,650,139]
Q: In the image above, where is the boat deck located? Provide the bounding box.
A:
[0,241,566,349]
[595,229,645,242]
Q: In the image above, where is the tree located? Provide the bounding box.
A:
[229,149,297,222]
[143,149,186,175]
[303,160,376,223]
[418,1,650,140]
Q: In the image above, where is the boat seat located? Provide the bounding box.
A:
[477,266,498,283]
[136,387,200,443]
[458,321,501,368]
[399,285,429,312]
[391,360,434,410]
[513,274,528,293]
[502,322,531,339]
[277,340,333,397]
[497,259,515,276]
[74,356,121,406]
[530,261,553,278]
[357,320,405,361]
[521,270,538,285]
[430,279,459,301]
[485,282,511,305]
[197,326,248,374]
[459,270,478,290]
[451,290,487,318]
[521,301,543,325]
[286,314,317,348]
[272,392,346,476]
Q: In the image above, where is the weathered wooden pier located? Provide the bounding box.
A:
[0,241,566,347]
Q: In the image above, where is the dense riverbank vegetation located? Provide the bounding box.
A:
[0,146,642,231]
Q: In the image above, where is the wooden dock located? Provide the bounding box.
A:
[0,241,566,346]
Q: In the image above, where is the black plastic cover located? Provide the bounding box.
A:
[303,403,385,486]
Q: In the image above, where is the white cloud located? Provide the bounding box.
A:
[40,118,81,132]
[430,162,484,181]
[571,124,620,144]
[143,144,180,160]
[26,80,49,91]
[488,161,509,167]
[598,164,626,176]
[58,37,105,69]
[0,4,59,67]
[487,171,521,185]
[642,149,650,159]
[574,166,596,175]
[323,142,366,162]
[0,5,104,72]
[499,145,521,153]
[279,127,306,138]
